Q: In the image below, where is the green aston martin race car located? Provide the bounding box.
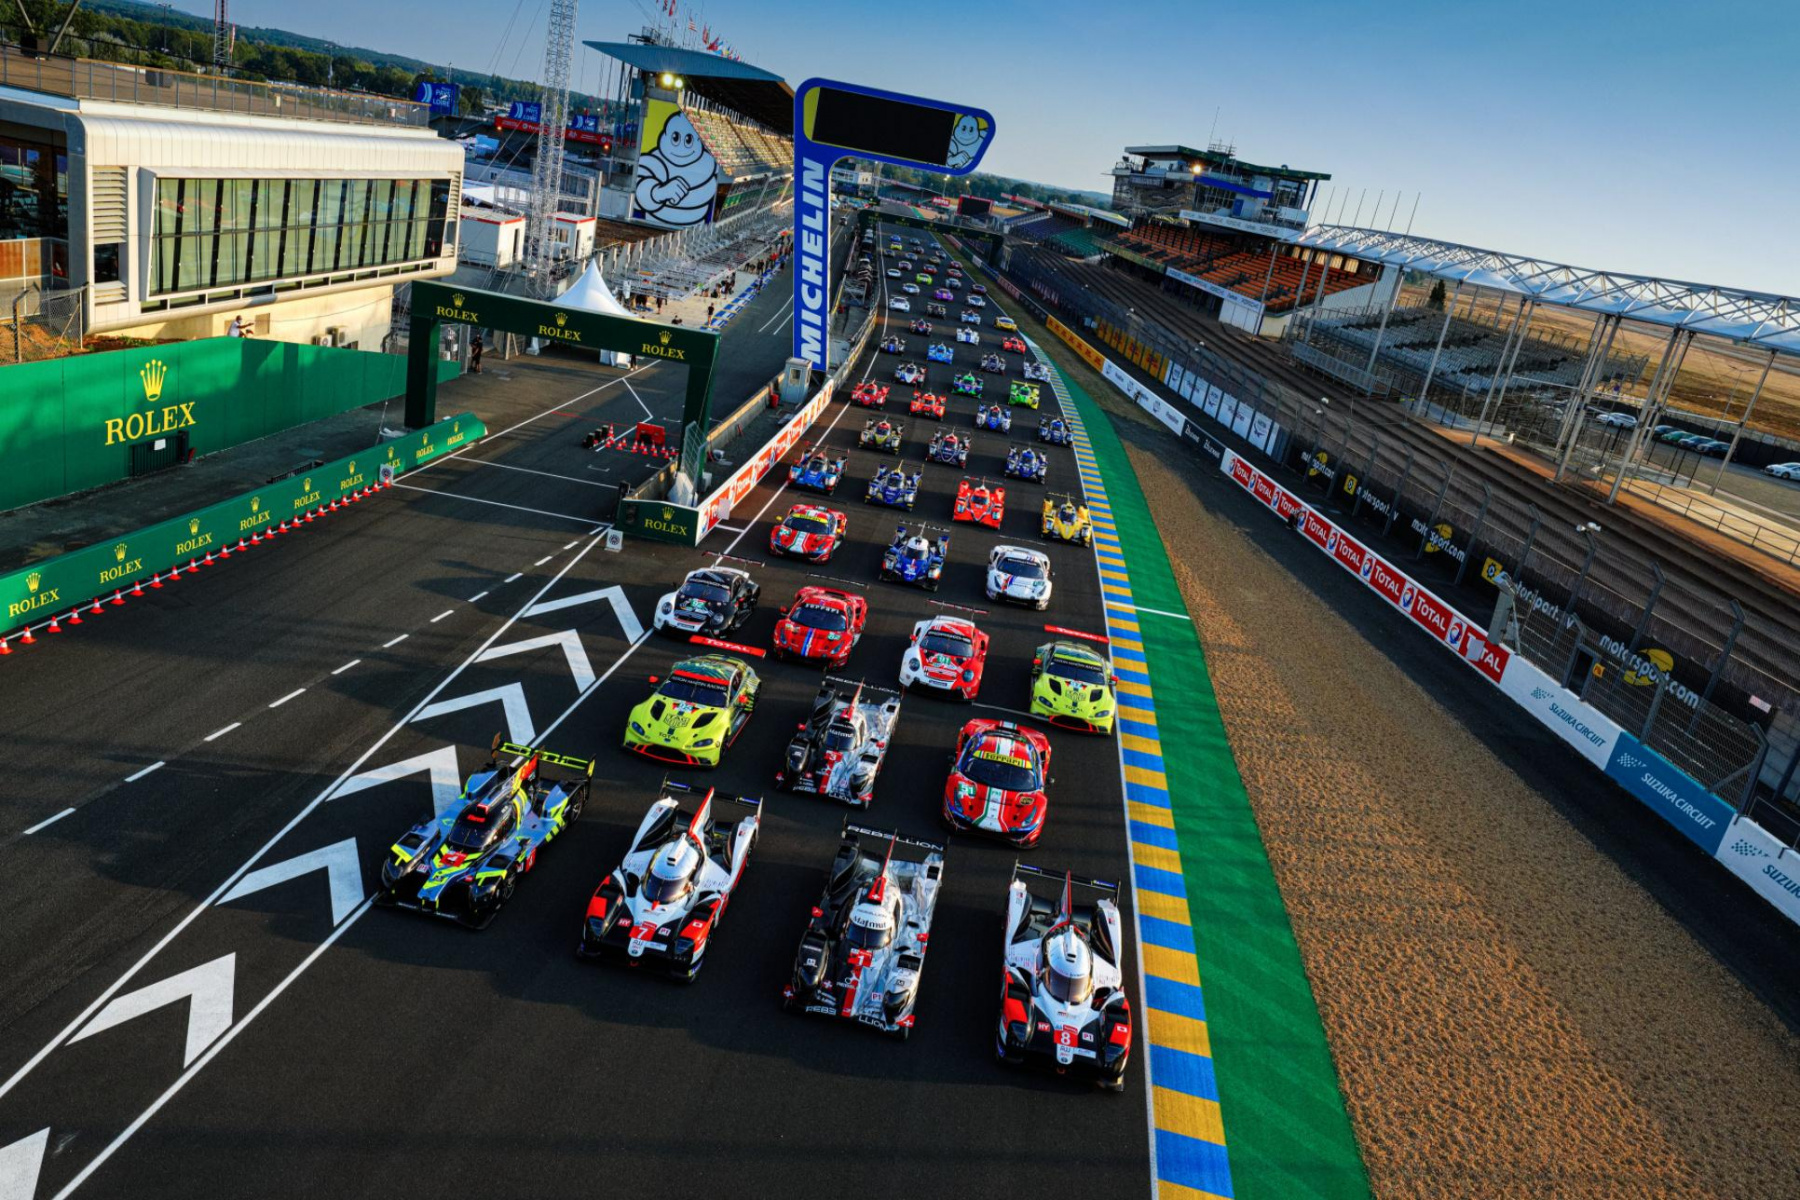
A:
[1027,639,1118,735]
[624,653,761,767]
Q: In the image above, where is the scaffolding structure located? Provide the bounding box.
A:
[525,0,580,297]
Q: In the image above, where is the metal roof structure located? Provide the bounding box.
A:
[1299,225,1800,355]
[1123,144,1331,182]
[583,41,792,133]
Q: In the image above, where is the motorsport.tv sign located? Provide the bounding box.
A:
[791,79,996,369]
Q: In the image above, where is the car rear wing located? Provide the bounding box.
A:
[845,819,944,857]
[1013,861,1120,902]
[661,777,762,809]
[493,736,595,779]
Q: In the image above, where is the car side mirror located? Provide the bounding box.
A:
[647,676,660,684]
[779,606,789,615]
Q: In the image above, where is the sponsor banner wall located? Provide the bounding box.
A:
[1714,816,1800,926]
[1604,737,1735,856]
[1045,316,1108,374]
[1496,656,1622,768]
[0,414,483,633]
[698,375,838,539]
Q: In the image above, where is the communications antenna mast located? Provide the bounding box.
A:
[525,0,580,296]
[212,0,230,67]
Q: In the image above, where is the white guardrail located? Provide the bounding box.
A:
[1218,447,1800,930]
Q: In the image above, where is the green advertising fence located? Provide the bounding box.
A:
[0,412,485,636]
[0,338,461,513]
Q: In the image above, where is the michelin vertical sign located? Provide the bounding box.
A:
[792,78,996,368]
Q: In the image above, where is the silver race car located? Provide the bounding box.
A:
[778,680,903,807]
[995,864,1132,1089]
[576,780,761,981]
[783,822,944,1039]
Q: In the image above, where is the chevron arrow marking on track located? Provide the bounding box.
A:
[328,745,465,817]
[69,955,235,1069]
[0,1128,48,1200]
[216,838,364,926]
[521,586,644,641]
[412,684,535,745]
[476,630,596,691]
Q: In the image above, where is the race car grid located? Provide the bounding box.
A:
[0,223,1159,1200]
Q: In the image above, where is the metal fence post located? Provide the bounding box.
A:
[1628,563,1665,655]
[1516,504,1542,582]
[1689,599,1744,734]
[1415,467,1453,559]
[1350,435,1379,518]
[1454,484,1492,586]
[1384,449,1413,537]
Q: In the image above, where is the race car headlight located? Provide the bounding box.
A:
[659,599,673,615]
[1031,581,1048,595]
[693,737,717,749]
[905,651,921,671]
[630,721,647,736]
[961,668,976,682]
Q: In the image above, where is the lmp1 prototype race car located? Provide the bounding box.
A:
[790,445,847,495]
[899,614,990,700]
[910,391,947,419]
[953,477,1006,529]
[995,316,1019,333]
[1029,638,1118,734]
[996,865,1132,1088]
[987,545,1054,609]
[909,318,933,335]
[376,737,594,928]
[865,461,922,510]
[925,302,948,318]
[851,381,889,408]
[1022,359,1052,382]
[859,417,905,455]
[879,335,906,355]
[954,372,984,397]
[779,680,903,806]
[927,342,955,364]
[933,288,955,302]
[893,361,927,385]
[927,426,971,466]
[1038,416,1074,445]
[1004,444,1049,484]
[576,781,761,980]
[881,525,948,590]
[772,586,868,668]
[974,403,1011,432]
[1041,493,1094,546]
[942,718,1052,848]
[653,566,761,637]
[770,503,847,562]
[980,353,1008,375]
[623,655,761,768]
[782,821,944,1039]
[1001,336,1028,355]
[1008,382,1042,409]
[956,327,981,345]
[959,309,983,325]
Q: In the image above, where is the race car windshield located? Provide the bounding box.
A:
[846,914,894,950]
[791,605,848,632]
[999,557,1047,581]
[824,723,858,752]
[1049,657,1107,686]
[784,514,832,535]
[645,873,692,904]
[920,631,973,658]
[447,805,513,852]
[677,581,731,605]
[658,677,730,706]
[1046,962,1094,1005]
[902,544,930,561]
[959,739,1041,791]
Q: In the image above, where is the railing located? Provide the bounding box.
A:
[0,41,428,127]
[1620,475,1800,569]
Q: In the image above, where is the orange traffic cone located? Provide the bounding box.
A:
[149,572,164,589]
[89,596,104,614]
[47,614,62,632]
[19,625,34,644]
[65,607,82,626]
[112,588,126,605]
[0,636,10,655]
[131,579,146,596]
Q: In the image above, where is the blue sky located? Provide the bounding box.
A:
[200,0,1798,293]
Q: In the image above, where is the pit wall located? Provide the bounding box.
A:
[1,413,484,638]
[0,337,462,513]
[1218,447,1800,929]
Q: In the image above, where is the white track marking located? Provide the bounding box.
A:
[519,587,644,642]
[1104,600,1191,621]
[714,524,747,534]
[23,809,75,836]
[269,689,305,708]
[622,379,654,419]
[330,746,463,817]
[218,838,362,926]
[430,610,453,623]
[534,555,553,566]
[69,955,235,1069]
[412,683,535,744]
[0,536,603,1106]
[468,591,489,603]
[406,365,656,479]
[390,483,600,526]
[504,573,523,583]
[0,1128,48,1200]
[382,634,408,648]
[124,761,166,782]
[204,722,241,742]
[331,660,360,675]
[562,541,578,551]
[476,630,596,691]
[461,459,617,488]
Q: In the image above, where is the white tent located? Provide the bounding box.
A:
[556,262,637,367]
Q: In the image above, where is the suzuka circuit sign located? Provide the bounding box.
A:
[791,79,996,369]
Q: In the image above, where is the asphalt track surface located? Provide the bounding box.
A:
[0,223,1153,1199]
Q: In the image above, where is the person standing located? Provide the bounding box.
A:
[470,331,484,374]
[706,303,715,324]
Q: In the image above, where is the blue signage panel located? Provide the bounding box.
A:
[1603,736,1736,856]
[508,100,543,124]
[791,78,996,368]
[413,82,459,115]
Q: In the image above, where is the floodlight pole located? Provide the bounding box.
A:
[1706,349,1776,495]
[1416,279,1462,405]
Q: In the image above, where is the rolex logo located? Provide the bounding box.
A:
[661,506,674,520]
[452,421,460,434]
[303,478,312,492]
[348,461,356,475]
[188,517,201,536]
[27,572,40,594]
[452,292,466,307]
[140,359,168,404]
[115,542,128,562]
[555,312,568,328]
[659,330,672,346]
[251,496,260,513]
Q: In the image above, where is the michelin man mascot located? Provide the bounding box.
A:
[633,109,720,228]
[944,113,990,171]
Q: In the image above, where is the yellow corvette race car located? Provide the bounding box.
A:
[1028,639,1118,734]
[1040,492,1093,546]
